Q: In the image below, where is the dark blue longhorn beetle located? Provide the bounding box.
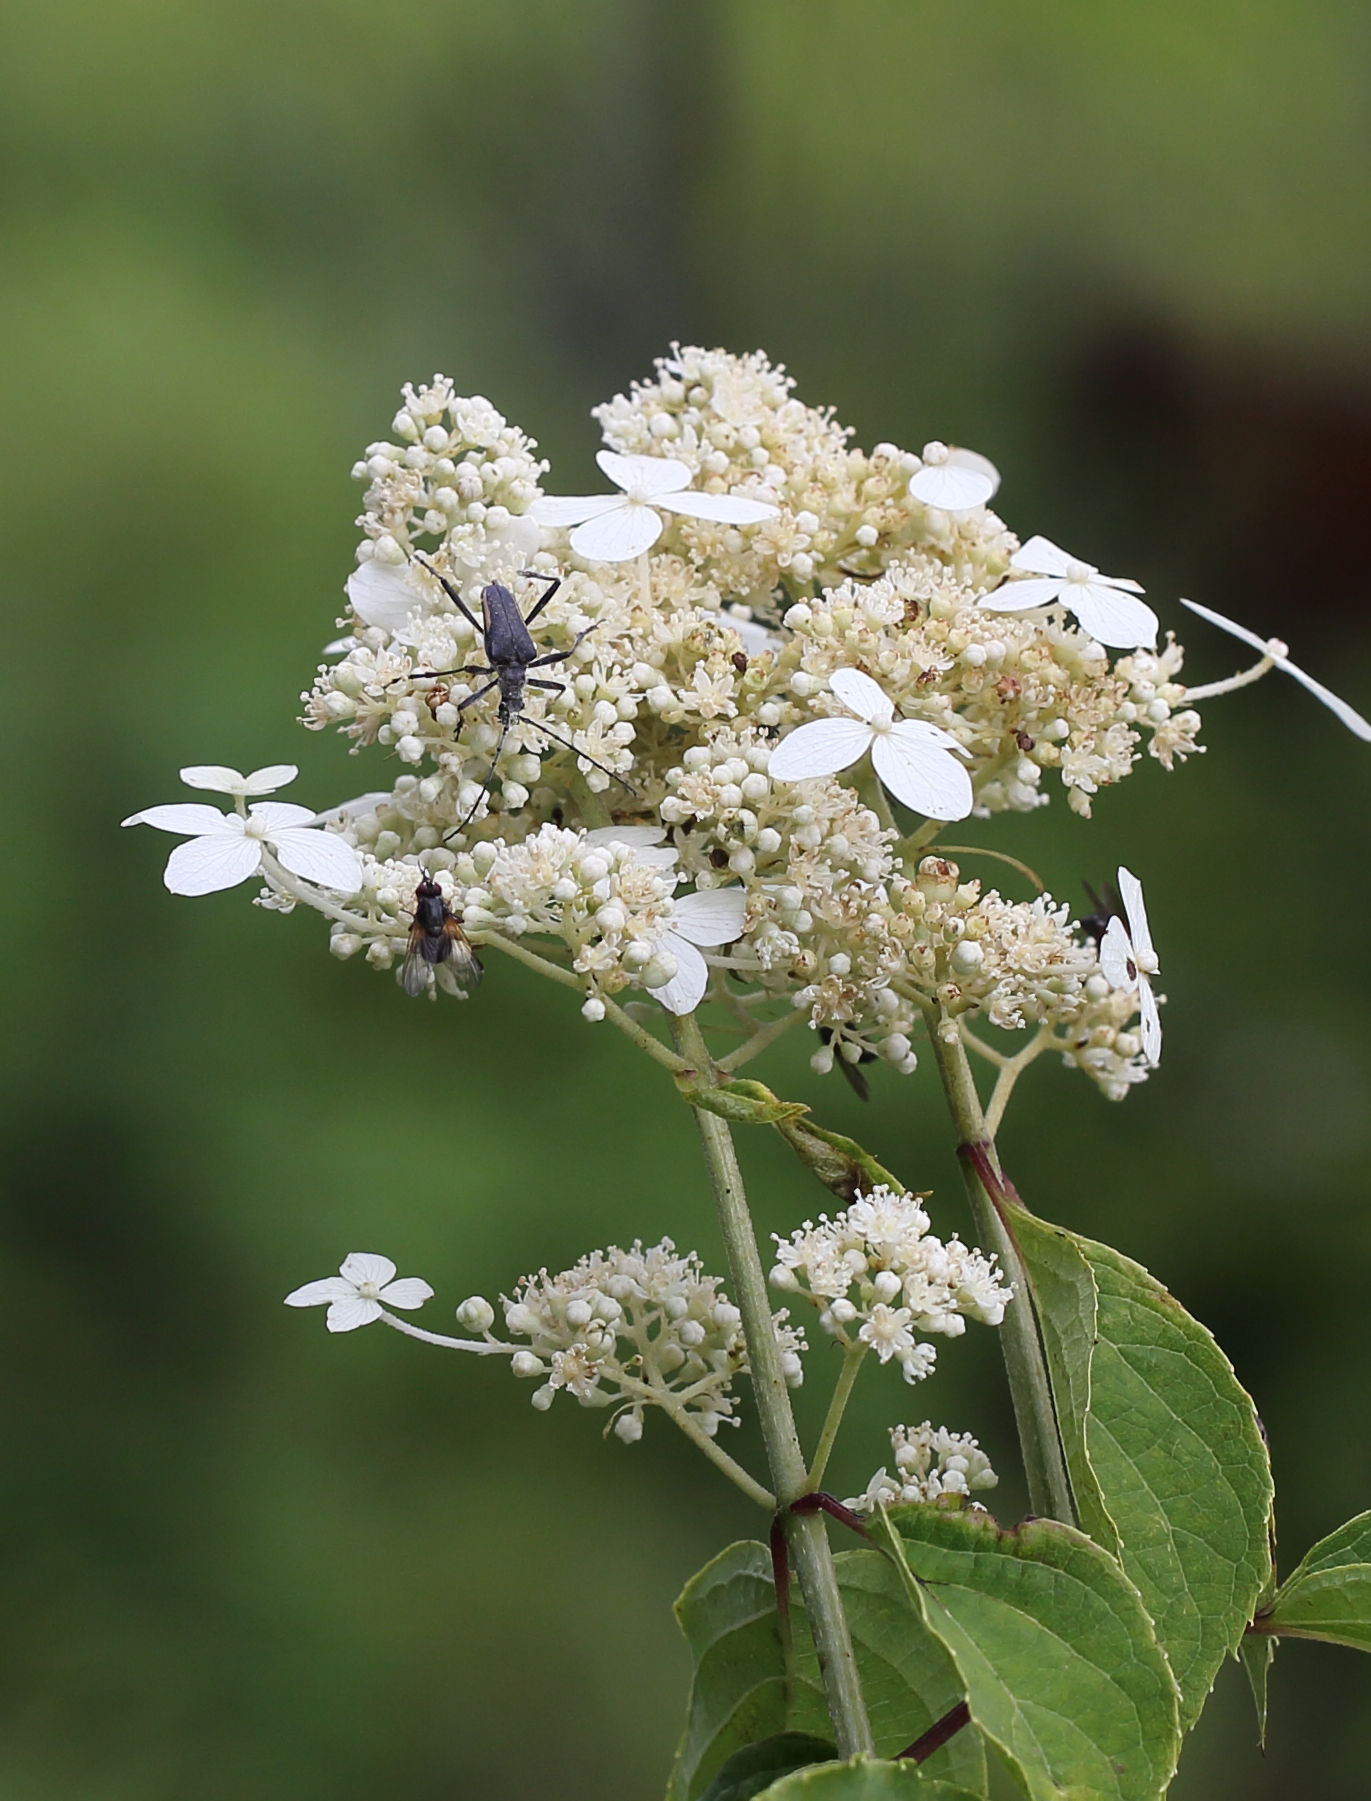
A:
[404,559,635,836]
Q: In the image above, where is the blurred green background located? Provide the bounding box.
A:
[4,2,1371,1795]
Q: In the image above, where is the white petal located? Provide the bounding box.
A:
[1098,916,1135,990]
[285,1276,356,1307]
[657,490,779,525]
[582,825,666,848]
[346,560,428,631]
[1068,584,1159,651]
[247,802,317,832]
[164,834,263,895]
[871,727,974,821]
[527,492,622,528]
[326,1296,383,1332]
[271,828,365,893]
[1115,866,1154,965]
[1011,535,1074,578]
[596,449,693,496]
[948,446,1001,495]
[979,576,1065,614]
[122,803,241,835]
[379,1277,434,1310]
[653,937,710,1015]
[1138,979,1163,1067]
[341,1252,397,1287]
[569,503,663,562]
[1182,599,1371,740]
[1108,577,1146,594]
[179,765,247,793]
[670,886,748,947]
[909,463,997,511]
[241,765,299,795]
[767,717,874,782]
[1277,658,1371,742]
[829,666,891,722]
[312,790,393,825]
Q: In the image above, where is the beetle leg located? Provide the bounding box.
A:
[456,678,500,712]
[517,569,561,623]
[415,554,483,632]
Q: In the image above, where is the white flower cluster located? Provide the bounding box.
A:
[769,1185,1013,1384]
[846,1422,999,1515]
[500,1239,805,1442]
[123,344,1369,1109]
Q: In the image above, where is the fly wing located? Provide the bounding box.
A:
[400,947,433,997]
[439,916,484,991]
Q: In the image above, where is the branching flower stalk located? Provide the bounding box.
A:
[122,347,1371,1788]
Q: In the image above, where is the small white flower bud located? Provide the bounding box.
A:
[641,953,678,988]
[784,603,813,628]
[810,1046,835,1075]
[531,1384,556,1410]
[396,735,424,763]
[330,933,361,960]
[963,643,987,667]
[594,904,626,934]
[505,1303,540,1336]
[614,1411,644,1443]
[756,827,782,854]
[456,1296,495,1332]
[881,1033,912,1062]
[951,940,984,974]
[872,1270,902,1302]
[830,1298,858,1323]
[676,1319,706,1347]
[855,524,879,547]
[897,1054,919,1076]
[728,847,755,875]
[789,672,821,698]
[827,953,851,976]
[769,1264,799,1291]
[565,1298,594,1328]
[782,1353,805,1387]
[511,1351,544,1378]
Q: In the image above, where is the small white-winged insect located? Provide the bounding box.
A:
[1097,865,1162,1067]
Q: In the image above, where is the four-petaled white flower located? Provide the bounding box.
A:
[285,1252,435,1333]
[654,887,749,1016]
[1098,865,1162,1067]
[1180,597,1371,741]
[908,442,1001,512]
[529,450,779,563]
[983,535,1158,649]
[768,667,973,822]
[122,765,365,896]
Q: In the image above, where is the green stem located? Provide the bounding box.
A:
[983,1024,1053,1138]
[926,1015,1075,1525]
[716,1005,804,1072]
[673,1013,874,1759]
[807,1341,868,1489]
[620,1374,777,1510]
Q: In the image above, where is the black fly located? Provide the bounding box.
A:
[402,875,483,998]
[407,562,635,834]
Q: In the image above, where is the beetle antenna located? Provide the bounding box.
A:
[522,714,637,794]
[444,716,512,842]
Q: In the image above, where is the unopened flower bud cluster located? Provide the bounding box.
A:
[847,1422,999,1515]
[770,1185,1013,1385]
[498,1238,805,1441]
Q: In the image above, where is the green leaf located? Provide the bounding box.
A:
[1012,1211,1274,1731]
[757,1759,980,1798]
[774,1115,908,1203]
[873,1504,1180,1801]
[669,1542,789,1801]
[1259,1514,1371,1651]
[679,1076,809,1125]
[668,1543,986,1800]
[699,1735,838,1801]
